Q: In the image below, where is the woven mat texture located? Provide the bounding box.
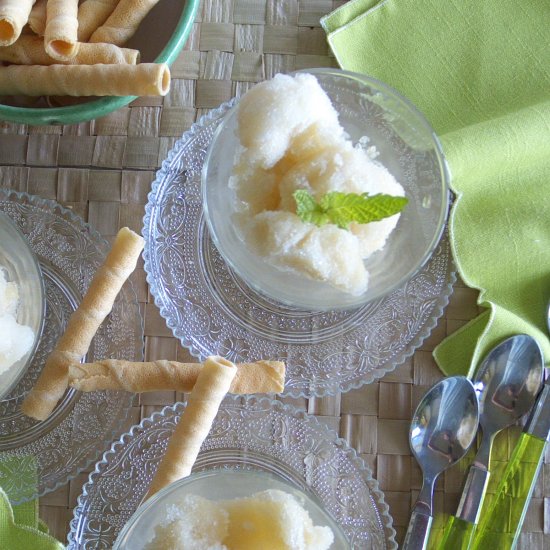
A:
[0,0,548,547]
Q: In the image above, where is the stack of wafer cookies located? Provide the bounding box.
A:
[0,0,170,97]
[21,226,286,500]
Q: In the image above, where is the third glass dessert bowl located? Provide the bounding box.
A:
[114,469,350,549]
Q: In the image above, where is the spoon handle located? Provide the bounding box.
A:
[436,464,489,550]
[436,516,476,549]
[472,430,548,548]
[402,508,433,550]
[471,381,550,549]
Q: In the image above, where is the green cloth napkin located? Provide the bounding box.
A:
[322,0,550,376]
[0,457,64,549]
[0,488,64,550]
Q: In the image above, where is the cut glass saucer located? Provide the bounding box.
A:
[69,396,397,549]
[143,102,455,398]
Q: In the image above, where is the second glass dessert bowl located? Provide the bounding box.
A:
[202,68,449,311]
[114,469,350,549]
[0,211,45,400]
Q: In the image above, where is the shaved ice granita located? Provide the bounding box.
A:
[228,73,407,296]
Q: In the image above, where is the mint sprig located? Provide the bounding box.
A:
[293,190,408,230]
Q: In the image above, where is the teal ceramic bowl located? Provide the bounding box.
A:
[0,0,200,126]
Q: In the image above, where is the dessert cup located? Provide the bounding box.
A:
[203,68,450,310]
[114,469,350,549]
[0,211,44,400]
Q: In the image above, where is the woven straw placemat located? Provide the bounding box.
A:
[0,0,548,547]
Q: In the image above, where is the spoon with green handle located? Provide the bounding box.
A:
[472,310,549,550]
[437,334,544,550]
[403,376,479,550]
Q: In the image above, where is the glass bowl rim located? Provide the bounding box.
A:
[201,67,451,311]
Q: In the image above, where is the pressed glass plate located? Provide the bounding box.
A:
[0,190,143,502]
[143,102,455,398]
[68,396,397,549]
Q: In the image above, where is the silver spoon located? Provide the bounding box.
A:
[438,334,544,548]
[402,376,479,550]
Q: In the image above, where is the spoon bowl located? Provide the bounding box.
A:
[475,335,544,441]
[411,376,479,479]
[403,376,479,550]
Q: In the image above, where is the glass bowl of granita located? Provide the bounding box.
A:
[0,211,45,399]
[114,469,350,549]
[202,68,449,310]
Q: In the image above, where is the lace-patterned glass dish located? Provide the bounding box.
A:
[143,102,455,398]
[68,396,397,549]
[0,190,143,503]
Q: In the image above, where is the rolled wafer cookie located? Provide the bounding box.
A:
[68,358,286,394]
[78,0,119,42]
[28,0,46,36]
[146,357,237,499]
[89,0,161,46]
[0,0,36,46]
[45,0,80,61]
[0,63,170,96]
[21,227,144,421]
[0,35,139,65]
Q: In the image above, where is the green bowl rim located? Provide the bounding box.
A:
[0,0,200,126]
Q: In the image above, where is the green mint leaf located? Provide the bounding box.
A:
[321,191,408,229]
[294,190,408,229]
[293,190,329,227]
